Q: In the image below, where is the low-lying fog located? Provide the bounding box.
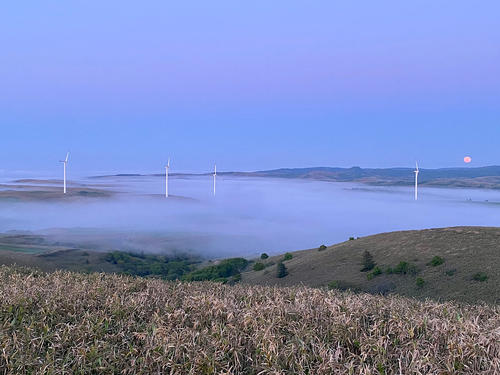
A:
[1,175,499,258]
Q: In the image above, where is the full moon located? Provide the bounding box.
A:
[464,156,472,163]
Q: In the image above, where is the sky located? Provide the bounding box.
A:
[0,1,499,175]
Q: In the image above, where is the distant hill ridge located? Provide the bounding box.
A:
[91,166,500,189]
[249,165,500,179]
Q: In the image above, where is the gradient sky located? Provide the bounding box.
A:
[1,1,499,175]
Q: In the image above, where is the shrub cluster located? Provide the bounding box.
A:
[472,272,488,282]
[260,253,269,260]
[318,245,327,251]
[445,269,457,276]
[428,256,445,267]
[104,251,197,280]
[253,262,265,271]
[282,253,293,261]
[416,277,425,288]
[392,261,418,275]
[367,266,382,280]
[182,258,248,282]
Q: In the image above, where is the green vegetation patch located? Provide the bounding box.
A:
[472,272,488,282]
[393,261,418,275]
[367,266,382,280]
[445,269,456,276]
[104,251,198,280]
[182,258,248,282]
[282,252,293,261]
[318,245,327,251]
[416,277,425,288]
[260,253,269,259]
[428,256,445,267]
[0,244,48,254]
[253,262,265,271]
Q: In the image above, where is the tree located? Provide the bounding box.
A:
[276,262,288,278]
[260,253,269,260]
[360,250,375,272]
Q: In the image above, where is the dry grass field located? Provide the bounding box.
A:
[0,266,498,374]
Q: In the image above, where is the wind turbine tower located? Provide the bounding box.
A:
[165,158,170,198]
[60,152,70,194]
[414,162,419,201]
[213,164,217,197]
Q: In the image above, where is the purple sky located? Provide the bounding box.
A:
[0,1,499,174]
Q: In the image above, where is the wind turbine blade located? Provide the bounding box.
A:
[65,152,70,163]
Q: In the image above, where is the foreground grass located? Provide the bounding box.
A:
[0,266,498,374]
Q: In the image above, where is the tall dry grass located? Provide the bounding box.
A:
[0,266,498,374]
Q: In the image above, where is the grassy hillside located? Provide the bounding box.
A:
[0,248,121,273]
[243,227,500,304]
[0,266,498,374]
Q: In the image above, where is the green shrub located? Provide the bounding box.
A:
[416,277,425,288]
[318,245,327,251]
[393,261,418,275]
[253,262,265,271]
[276,262,288,278]
[283,253,293,261]
[328,281,340,290]
[385,267,393,274]
[445,269,456,276]
[429,256,444,267]
[360,251,375,272]
[260,253,269,260]
[367,266,382,280]
[472,272,488,282]
[349,237,355,241]
[183,258,248,282]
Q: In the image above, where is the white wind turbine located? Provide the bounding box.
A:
[165,158,170,198]
[60,152,70,194]
[414,161,419,201]
[213,164,217,197]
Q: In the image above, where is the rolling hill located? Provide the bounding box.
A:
[0,226,498,304]
[242,226,500,304]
